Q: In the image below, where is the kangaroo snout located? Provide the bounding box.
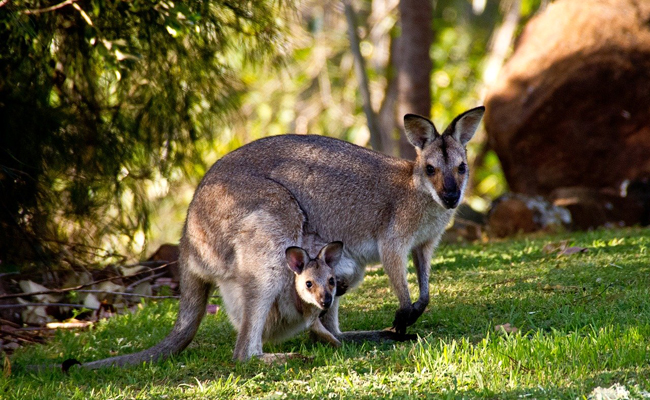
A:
[441,191,460,209]
[320,293,333,309]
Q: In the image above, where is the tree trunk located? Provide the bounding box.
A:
[396,0,433,160]
[343,0,384,152]
[378,33,400,157]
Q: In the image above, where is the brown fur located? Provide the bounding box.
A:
[80,107,484,367]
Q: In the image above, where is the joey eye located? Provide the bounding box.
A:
[426,165,436,176]
[306,281,312,289]
[458,163,467,174]
[329,277,335,286]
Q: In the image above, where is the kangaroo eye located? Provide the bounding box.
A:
[458,163,467,174]
[426,165,435,176]
[306,281,312,289]
[329,277,335,286]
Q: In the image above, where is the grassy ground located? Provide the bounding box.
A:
[3,227,650,399]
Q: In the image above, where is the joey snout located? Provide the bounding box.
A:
[317,291,333,310]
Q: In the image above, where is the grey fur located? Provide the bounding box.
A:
[81,106,484,367]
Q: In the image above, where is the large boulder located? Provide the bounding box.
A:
[484,0,650,197]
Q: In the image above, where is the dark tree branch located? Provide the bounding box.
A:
[22,0,77,15]
[0,303,99,310]
[0,328,46,343]
[0,261,176,300]
[76,290,180,299]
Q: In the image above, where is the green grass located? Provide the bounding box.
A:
[3,227,650,399]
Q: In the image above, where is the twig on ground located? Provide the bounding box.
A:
[0,318,21,329]
[572,284,612,305]
[75,289,180,299]
[0,328,45,343]
[495,349,534,373]
[0,261,177,300]
[125,271,168,292]
[503,352,535,373]
[0,303,98,310]
[488,276,538,287]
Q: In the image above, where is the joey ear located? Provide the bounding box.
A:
[444,106,485,146]
[285,247,309,274]
[404,114,439,149]
[317,241,343,269]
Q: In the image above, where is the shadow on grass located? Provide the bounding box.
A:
[5,228,649,399]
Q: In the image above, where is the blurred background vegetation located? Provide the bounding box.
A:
[0,0,548,272]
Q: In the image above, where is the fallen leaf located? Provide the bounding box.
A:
[558,246,588,256]
[542,240,570,255]
[542,241,589,256]
[18,280,62,303]
[587,383,630,400]
[131,281,152,297]
[495,323,519,334]
[83,293,101,310]
[17,298,53,325]
[540,284,581,293]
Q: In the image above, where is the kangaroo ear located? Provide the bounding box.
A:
[318,241,343,269]
[444,106,485,146]
[285,247,309,274]
[404,114,439,149]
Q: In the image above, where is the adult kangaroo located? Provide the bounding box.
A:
[80,106,484,366]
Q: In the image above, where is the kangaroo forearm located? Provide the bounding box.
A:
[380,248,412,308]
[412,243,434,306]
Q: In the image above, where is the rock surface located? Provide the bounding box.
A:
[487,193,571,238]
[484,0,650,196]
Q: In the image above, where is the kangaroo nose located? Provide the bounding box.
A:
[442,192,460,208]
[321,293,332,309]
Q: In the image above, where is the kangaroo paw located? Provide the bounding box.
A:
[380,327,418,342]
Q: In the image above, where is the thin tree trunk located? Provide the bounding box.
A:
[470,0,521,195]
[343,0,384,152]
[396,0,433,160]
[481,0,522,96]
[378,33,400,157]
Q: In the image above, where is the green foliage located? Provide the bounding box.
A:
[0,0,287,267]
[0,0,549,268]
[5,228,650,398]
[221,0,541,208]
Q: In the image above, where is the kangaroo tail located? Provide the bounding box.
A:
[337,329,418,344]
[79,273,212,369]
